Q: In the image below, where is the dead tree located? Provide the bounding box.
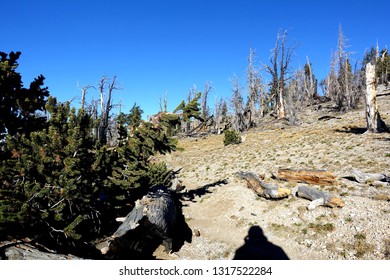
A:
[230,76,250,132]
[325,25,362,111]
[265,30,294,119]
[214,97,220,133]
[304,57,318,101]
[365,62,388,133]
[159,91,168,113]
[97,76,120,144]
[201,81,212,124]
[246,49,264,120]
[237,171,291,199]
[285,69,306,125]
[77,83,94,110]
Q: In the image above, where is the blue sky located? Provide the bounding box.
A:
[3,0,390,118]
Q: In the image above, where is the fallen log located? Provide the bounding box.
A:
[292,185,345,210]
[0,241,83,260]
[346,169,390,184]
[237,171,291,199]
[276,168,337,186]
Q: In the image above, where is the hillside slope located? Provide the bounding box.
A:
[155,95,390,260]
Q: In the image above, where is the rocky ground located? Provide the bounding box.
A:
[154,95,390,260]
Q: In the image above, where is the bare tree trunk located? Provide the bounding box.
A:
[277,84,286,118]
[365,62,388,133]
[215,96,220,133]
[202,81,212,121]
[247,49,258,117]
[159,91,168,113]
[98,76,120,144]
[266,30,292,119]
[78,84,93,110]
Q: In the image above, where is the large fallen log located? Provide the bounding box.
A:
[292,185,345,210]
[276,168,337,186]
[237,171,291,199]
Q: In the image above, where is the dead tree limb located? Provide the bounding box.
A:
[187,115,214,134]
[237,171,291,199]
[276,168,337,186]
[292,185,345,210]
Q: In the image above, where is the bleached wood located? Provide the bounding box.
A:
[237,171,291,199]
[292,185,344,210]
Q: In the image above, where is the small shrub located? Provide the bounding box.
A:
[308,222,335,234]
[223,130,242,146]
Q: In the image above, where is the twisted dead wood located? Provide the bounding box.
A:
[237,171,291,199]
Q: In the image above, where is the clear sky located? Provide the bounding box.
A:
[3,0,390,118]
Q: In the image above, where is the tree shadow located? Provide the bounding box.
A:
[335,126,367,134]
[180,179,229,202]
[233,226,289,260]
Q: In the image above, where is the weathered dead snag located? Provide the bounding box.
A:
[237,171,291,199]
[101,185,177,258]
[292,185,345,211]
[275,168,337,186]
[365,62,388,133]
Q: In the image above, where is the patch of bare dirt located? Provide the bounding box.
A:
[154,96,390,260]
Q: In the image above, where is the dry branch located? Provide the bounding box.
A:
[276,168,337,186]
[237,171,291,199]
[292,185,345,210]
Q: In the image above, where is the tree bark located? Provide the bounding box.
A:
[276,168,337,186]
[237,171,291,199]
[365,62,388,133]
[101,185,177,257]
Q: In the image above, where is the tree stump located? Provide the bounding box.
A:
[102,185,177,258]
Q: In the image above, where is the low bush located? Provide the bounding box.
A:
[223,130,242,146]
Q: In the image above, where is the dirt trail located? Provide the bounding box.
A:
[154,96,390,260]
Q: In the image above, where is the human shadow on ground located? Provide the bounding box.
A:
[233,226,290,260]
